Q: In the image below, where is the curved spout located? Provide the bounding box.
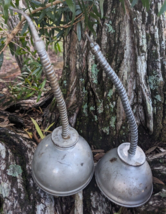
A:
[10,7,69,139]
[10,7,40,41]
[85,32,138,156]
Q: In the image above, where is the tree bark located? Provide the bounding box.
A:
[44,0,166,213]
[0,127,76,214]
[1,0,166,213]
[58,0,166,149]
[1,126,166,214]
[0,128,55,214]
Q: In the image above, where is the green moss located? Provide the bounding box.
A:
[0,206,3,213]
[94,115,98,121]
[102,127,110,135]
[118,121,129,143]
[112,8,116,13]
[7,164,22,178]
[82,103,88,116]
[91,64,99,84]
[83,87,87,94]
[154,94,161,102]
[63,80,67,86]
[107,89,113,98]
[110,116,116,128]
[90,106,95,111]
[80,78,84,83]
[97,102,103,114]
[105,21,115,33]
[148,75,158,90]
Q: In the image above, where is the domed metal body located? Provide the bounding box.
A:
[95,143,153,207]
[85,33,153,207]
[32,126,94,196]
[8,8,94,197]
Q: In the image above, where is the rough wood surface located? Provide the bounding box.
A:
[0,128,55,214]
[45,0,166,213]
[0,128,166,213]
[50,0,166,152]
[136,151,166,214]
[1,0,166,213]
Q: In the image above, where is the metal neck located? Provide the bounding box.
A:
[10,7,69,139]
[85,33,138,156]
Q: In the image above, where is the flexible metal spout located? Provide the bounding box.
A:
[10,7,69,139]
[85,33,138,156]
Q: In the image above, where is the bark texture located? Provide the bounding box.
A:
[0,128,75,214]
[58,0,166,151]
[1,0,166,213]
[0,128,55,214]
[1,127,166,214]
[46,0,166,212]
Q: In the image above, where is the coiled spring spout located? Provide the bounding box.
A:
[10,7,69,139]
[85,33,138,156]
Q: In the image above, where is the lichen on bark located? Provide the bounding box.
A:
[1,0,166,213]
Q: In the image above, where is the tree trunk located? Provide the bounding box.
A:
[70,0,165,144]
[1,0,166,213]
[0,128,55,214]
[0,126,76,214]
[46,0,166,147]
[44,0,166,213]
[1,126,166,214]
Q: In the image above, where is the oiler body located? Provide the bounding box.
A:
[32,127,94,196]
[9,7,94,197]
[95,147,153,207]
[85,33,153,207]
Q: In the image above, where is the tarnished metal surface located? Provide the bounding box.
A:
[38,49,69,138]
[95,148,153,207]
[32,130,94,196]
[10,7,69,139]
[85,33,138,156]
[118,143,145,166]
[52,126,79,148]
[9,8,94,197]
[86,33,153,207]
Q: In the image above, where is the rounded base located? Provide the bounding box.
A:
[95,175,153,207]
[95,147,153,207]
[32,166,94,196]
[32,128,94,196]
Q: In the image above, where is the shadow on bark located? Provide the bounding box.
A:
[0,128,166,213]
